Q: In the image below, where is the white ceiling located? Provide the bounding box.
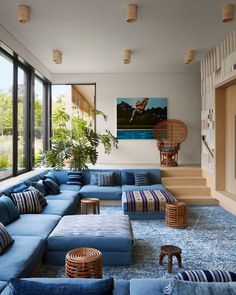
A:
[0,0,235,74]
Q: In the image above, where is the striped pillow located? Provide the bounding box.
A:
[67,171,82,185]
[98,172,114,186]
[134,172,150,186]
[0,222,14,255]
[26,186,48,208]
[43,179,60,195]
[10,191,42,214]
[163,270,236,294]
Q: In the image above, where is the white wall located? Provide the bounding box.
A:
[53,73,201,165]
[0,24,51,80]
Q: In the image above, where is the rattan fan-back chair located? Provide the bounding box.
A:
[154,119,188,166]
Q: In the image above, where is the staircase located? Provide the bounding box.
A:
[161,167,218,205]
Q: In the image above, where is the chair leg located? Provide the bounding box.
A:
[168,255,173,273]
[159,253,165,265]
[175,253,182,268]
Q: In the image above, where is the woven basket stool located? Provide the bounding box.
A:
[65,247,102,278]
[165,201,188,228]
[81,198,100,214]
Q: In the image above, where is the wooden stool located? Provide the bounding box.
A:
[159,245,182,273]
[165,201,188,228]
[65,247,102,278]
[81,198,100,214]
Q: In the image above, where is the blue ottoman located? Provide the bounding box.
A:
[47,215,134,266]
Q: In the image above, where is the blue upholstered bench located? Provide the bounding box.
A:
[47,215,134,266]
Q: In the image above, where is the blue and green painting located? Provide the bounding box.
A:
[117,97,167,139]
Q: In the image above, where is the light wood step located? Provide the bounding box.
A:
[175,195,219,205]
[162,177,206,186]
[165,185,211,196]
[162,169,202,177]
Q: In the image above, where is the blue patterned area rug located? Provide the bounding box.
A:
[39,205,236,279]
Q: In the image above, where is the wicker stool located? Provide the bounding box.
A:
[165,201,188,228]
[81,198,100,214]
[159,245,182,273]
[65,247,102,278]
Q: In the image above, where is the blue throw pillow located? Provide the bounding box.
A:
[134,172,150,186]
[0,222,14,255]
[124,172,135,185]
[0,196,19,226]
[67,171,82,185]
[42,172,59,184]
[10,191,42,214]
[43,179,60,195]
[10,278,114,295]
[98,172,114,186]
[13,184,28,193]
[168,280,236,295]
[90,172,99,185]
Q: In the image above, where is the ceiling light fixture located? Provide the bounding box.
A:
[126,4,138,23]
[123,50,132,64]
[222,4,234,22]
[53,50,62,64]
[18,5,30,23]
[184,50,195,64]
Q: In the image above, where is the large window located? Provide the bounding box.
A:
[0,44,51,180]
[0,53,13,179]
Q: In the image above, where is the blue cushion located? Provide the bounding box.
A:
[67,171,82,185]
[169,280,236,295]
[0,236,45,281]
[130,279,169,295]
[6,214,60,238]
[30,180,47,196]
[124,172,135,185]
[0,196,19,226]
[43,171,59,184]
[98,172,114,186]
[134,172,150,186]
[59,184,81,192]
[90,172,99,185]
[122,169,162,185]
[82,170,122,185]
[45,170,69,185]
[10,278,114,295]
[79,185,122,200]
[43,179,60,195]
[13,184,28,193]
[41,199,75,216]
[46,190,79,201]
[0,223,14,255]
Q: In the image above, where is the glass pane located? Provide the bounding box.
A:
[34,78,44,164]
[18,67,27,171]
[0,53,13,179]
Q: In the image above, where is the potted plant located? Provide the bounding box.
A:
[43,109,118,170]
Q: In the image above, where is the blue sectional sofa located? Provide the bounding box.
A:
[1,278,236,295]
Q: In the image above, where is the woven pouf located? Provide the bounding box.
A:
[65,247,102,278]
[81,198,100,214]
[165,201,188,228]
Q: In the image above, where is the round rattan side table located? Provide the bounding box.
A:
[81,198,100,214]
[165,201,188,228]
[65,247,102,278]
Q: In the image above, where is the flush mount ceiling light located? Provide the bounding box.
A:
[123,50,132,64]
[53,50,62,64]
[184,50,195,64]
[222,4,235,22]
[18,5,30,23]
[126,4,138,23]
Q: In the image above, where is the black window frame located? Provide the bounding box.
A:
[0,44,51,181]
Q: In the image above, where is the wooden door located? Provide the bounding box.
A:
[225,85,236,194]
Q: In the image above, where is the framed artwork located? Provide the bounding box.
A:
[117,97,167,139]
